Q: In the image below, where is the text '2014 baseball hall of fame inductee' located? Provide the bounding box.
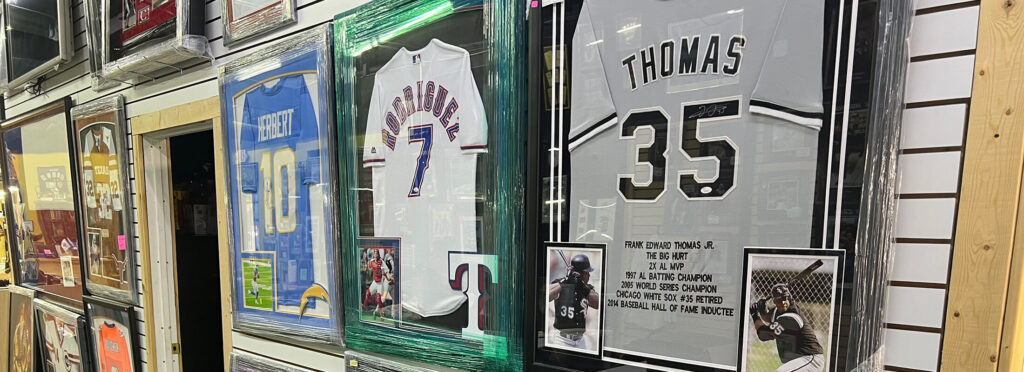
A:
[740,249,844,372]
[529,0,872,370]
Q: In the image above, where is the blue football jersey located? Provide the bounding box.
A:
[239,74,321,307]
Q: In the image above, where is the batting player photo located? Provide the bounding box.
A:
[741,250,843,372]
[545,244,604,355]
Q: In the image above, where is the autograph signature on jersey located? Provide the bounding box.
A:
[688,103,729,119]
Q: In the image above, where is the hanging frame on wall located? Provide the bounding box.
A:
[334,0,526,369]
[34,298,92,371]
[220,0,297,46]
[98,0,208,83]
[70,95,138,306]
[8,285,36,372]
[1,97,86,303]
[218,24,343,347]
[0,0,73,91]
[523,0,913,371]
[84,295,142,372]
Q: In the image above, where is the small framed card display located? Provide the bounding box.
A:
[84,295,141,372]
[71,96,138,305]
[221,0,296,46]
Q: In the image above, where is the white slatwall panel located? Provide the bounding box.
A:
[1,0,368,369]
[884,1,980,371]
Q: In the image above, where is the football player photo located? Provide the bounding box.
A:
[359,238,399,323]
[741,249,843,372]
[544,243,604,355]
[242,258,273,310]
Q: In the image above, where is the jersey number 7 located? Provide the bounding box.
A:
[618,98,740,202]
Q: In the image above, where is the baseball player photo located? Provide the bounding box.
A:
[359,240,399,323]
[740,249,843,372]
[544,243,604,355]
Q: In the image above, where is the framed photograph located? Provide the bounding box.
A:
[8,285,36,372]
[221,0,296,46]
[2,0,73,89]
[357,237,400,324]
[230,349,314,372]
[34,298,91,372]
[1,98,84,302]
[544,243,604,355]
[71,95,138,305]
[739,248,844,372]
[84,295,141,372]
[219,24,342,346]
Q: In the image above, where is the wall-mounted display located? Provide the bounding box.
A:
[34,298,91,372]
[2,0,73,89]
[2,98,83,302]
[219,24,342,346]
[84,295,141,372]
[71,96,138,305]
[8,285,36,372]
[335,0,526,369]
[525,0,913,371]
[221,0,296,46]
[98,0,207,83]
[230,349,314,372]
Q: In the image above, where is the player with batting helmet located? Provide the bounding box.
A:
[750,283,825,371]
[548,254,600,349]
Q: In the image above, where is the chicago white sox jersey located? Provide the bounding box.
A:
[568,0,824,367]
[363,39,487,317]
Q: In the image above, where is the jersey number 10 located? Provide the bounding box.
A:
[259,149,297,234]
[619,98,740,202]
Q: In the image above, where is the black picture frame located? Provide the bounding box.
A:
[83,294,142,372]
[33,297,93,372]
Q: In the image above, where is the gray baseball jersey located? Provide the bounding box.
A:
[567,0,825,368]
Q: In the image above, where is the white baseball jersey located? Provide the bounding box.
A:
[567,0,824,368]
[362,38,487,317]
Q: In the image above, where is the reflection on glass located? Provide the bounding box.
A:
[3,106,82,301]
[4,0,61,80]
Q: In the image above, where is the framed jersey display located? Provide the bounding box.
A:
[9,286,36,372]
[1,98,84,302]
[219,24,342,346]
[98,0,207,83]
[71,96,137,305]
[84,295,140,372]
[34,298,91,372]
[221,0,296,46]
[525,0,912,371]
[335,0,526,369]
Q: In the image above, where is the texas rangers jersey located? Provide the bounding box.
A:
[362,39,487,317]
[567,0,824,367]
[98,321,132,372]
[239,74,322,307]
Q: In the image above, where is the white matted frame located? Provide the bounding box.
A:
[221,0,297,46]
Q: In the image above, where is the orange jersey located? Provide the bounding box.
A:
[97,322,132,372]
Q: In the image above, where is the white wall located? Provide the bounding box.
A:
[883,1,980,371]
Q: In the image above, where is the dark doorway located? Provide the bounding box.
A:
[169,129,222,370]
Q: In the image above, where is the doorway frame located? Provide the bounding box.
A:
[131,97,231,371]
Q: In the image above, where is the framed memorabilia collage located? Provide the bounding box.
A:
[71,96,137,305]
[219,24,343,346]
[1,98,84,302]
[334,0,526,369]
[84,295,141,372]
[34,298,91,372]
[525,0,902,371]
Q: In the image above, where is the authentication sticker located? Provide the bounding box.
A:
[118,235,127,251]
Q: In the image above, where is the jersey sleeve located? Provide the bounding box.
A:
[457,53,488,154]
[362,80,388,168]
[240,94,259,194]
[567,1,617,152]
[750,0,825,130]
[296,76,321,186]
